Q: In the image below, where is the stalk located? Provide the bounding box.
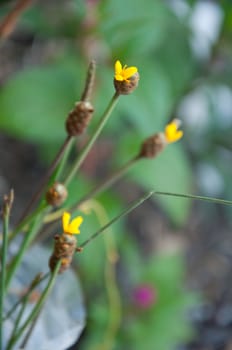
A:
[79,190,154,248]
[0,190,14,349]
[6,262,61,349]
[64,92,120,186]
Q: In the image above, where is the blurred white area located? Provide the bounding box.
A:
[178,84,232,129]
[167,0,223,59]
[196,163,224,196]
[178,89,210,130]
[167,0,190,17]
[211,86,232,127]
[190,1,223,59]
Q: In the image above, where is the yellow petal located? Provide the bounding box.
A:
[124,66,138,79]
[115,60,122,75]
[69,216,83,234]
[114,74,124,81]
[165,120,183,143]
[62,211,71,233]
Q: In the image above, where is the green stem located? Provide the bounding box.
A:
[3,273,49,321]
[79,190,154,248]
[64,92,120,186]
[6,294,29,350]
[8,261,61,348]
[40,155,139,240]
[9,201,46,242]
[102,220,121,350]
[18,135,72,224]
[6,213,44,291]
[0,191,13,350]
[19,308,42,349]
[55,137,74,182]
[155,191,232,206]
[74,155,139,208]
[8,139,74,243]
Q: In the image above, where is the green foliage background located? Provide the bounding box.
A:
[1,0,232,349]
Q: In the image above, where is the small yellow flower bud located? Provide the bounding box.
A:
[165,119,183,143]
[45,182,68,207]
[66,101,94,136]
[139,132,167,159]
[114,60,139,95]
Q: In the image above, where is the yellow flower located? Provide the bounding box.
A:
[114,60,138,82]
[165,119,183,143]
[62,211,83,235]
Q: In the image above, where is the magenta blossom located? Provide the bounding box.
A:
[132,284,157,310]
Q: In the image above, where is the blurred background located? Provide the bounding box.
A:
[1,0,232,349]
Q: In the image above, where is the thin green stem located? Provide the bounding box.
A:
[0,191,14,349]
[6,213,44,291]
[101,253,121,350]
[19,308,42,349]
[18,135,72,224]
[55,137,75,182]
[0,215,9,348]
[6,294,29,350]
[99,210,121,350]
[9,201,47,242]
[85,201,121,350]
[64,92,120,186]
[79,190,154,248]
[74,155,139,208]
[155,191,232,206]
[7,261,61,348]
[40,155,139,240]
[3,273,49,321]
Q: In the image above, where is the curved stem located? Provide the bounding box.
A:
[86,201,121,350]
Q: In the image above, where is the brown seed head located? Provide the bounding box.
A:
[46,182,68,207]
[66,101,94,136]
[139,132,167,158]
[114,72,140,95]
[49,233,77,273]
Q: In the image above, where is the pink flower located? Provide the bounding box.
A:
[132,284,157,309]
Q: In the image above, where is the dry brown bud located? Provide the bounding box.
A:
[66,101,94,136]
[139,132,167,158]
[45,182,68,207]
[49,233,77,273]
[114,72,140,95]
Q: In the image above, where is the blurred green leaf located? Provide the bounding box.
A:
[116,132,192,225]
[121,237,198,350]
[0,59,86,144]
[99,0,170,58]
